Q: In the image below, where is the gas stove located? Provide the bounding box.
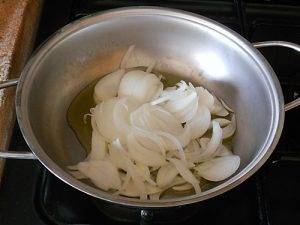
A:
[0,1,299,225]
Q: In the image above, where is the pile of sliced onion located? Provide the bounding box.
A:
[68,45,239,200]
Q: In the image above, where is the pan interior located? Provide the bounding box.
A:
[18,10,281,205]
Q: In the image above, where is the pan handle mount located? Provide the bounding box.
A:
[0,151,36,159]
[253,41,300,112]
[0,78,36,159]
[0,78,19,89]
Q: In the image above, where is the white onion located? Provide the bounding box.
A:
[135,163,156,185]
[195,155,240,181]
[222,115,236,139]
[77,160,121,191]
[196,87,214,110]
[157,131,186,163]
[164,89,198,123]
[86,128,107,161]
[216,144,233,157]
[194,121,223,161]
[118,70,163,103]
[127,134,166,167]
[93,98,118,141]
[132,126,166,156]
[209,118,231,128]
[120,45,135,69]
[69,170,86,179]
[185,105,211,140]
[156,163,179,188]
[153,81,198,123]
[94,69,126,103]
[172,183,193,191]
[168,158,201,193]
[130,104,183,136]
[211,97,229,117]
[220,99,234,113]
[120,179,161,198]
[113,97,140,144]
[108,141,128,171]
[69,62,239,200]
[184,140,206,163]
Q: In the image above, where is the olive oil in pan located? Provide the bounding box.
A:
[67,80,97,153]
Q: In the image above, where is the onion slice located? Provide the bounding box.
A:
[118,70,163,103]
[93,98,118,141]
[196,87,214,110]
[127,134,166,167]
[195,155,240,181]
[77,160,121,191]
[185,105,211,140]
[195,121,223,162]
[156,163,179,188]
[94,69,126,103]
[222,115,236,139]
[86,128,107,161]
[172,183,193,191]
[168,158,201,194]
[211,97,229,117]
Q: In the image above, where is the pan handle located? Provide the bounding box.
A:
[0,151,36,159]
[253,41,300,112]
[0,78,36,159]
[0,78,19,89]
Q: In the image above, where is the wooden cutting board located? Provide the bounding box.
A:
[0,0,43,184]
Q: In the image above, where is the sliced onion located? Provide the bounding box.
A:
[77,160,121,191]
[153,81,198,123]
[86,128,107,161]
[120,45,135,69]
[196,87,214,110]
[195,155,240,181]
[93,98,118,141]
[127,134,166,167]
[113,97,140,144]
[164,89,198,123]
[108,141,128,171]
[156,163,179,188]
[132,126,166,156]
[209,118,231,129]
[184,140,206,164]
[114,141,148,199]
[94,69,126,103]
[211,97,229,117]
[172,183,193,191]
[216,144,233,157]
[199,137,209,149]
[69,170,86,179]
[195,121,223,161]
[146,60,156,73]
[185,105,211,139]
[168,158,201,193]
[130,103,183,136]
[118,70,163,103]
[120,179,161,198]
[222,114,236,139]
[220,99,234,113]
[149,105,183,135]
[157,131,186,163]
[149,193,160,200]
[135,163,156,185]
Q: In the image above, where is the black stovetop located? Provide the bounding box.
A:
[0,1,299,225]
